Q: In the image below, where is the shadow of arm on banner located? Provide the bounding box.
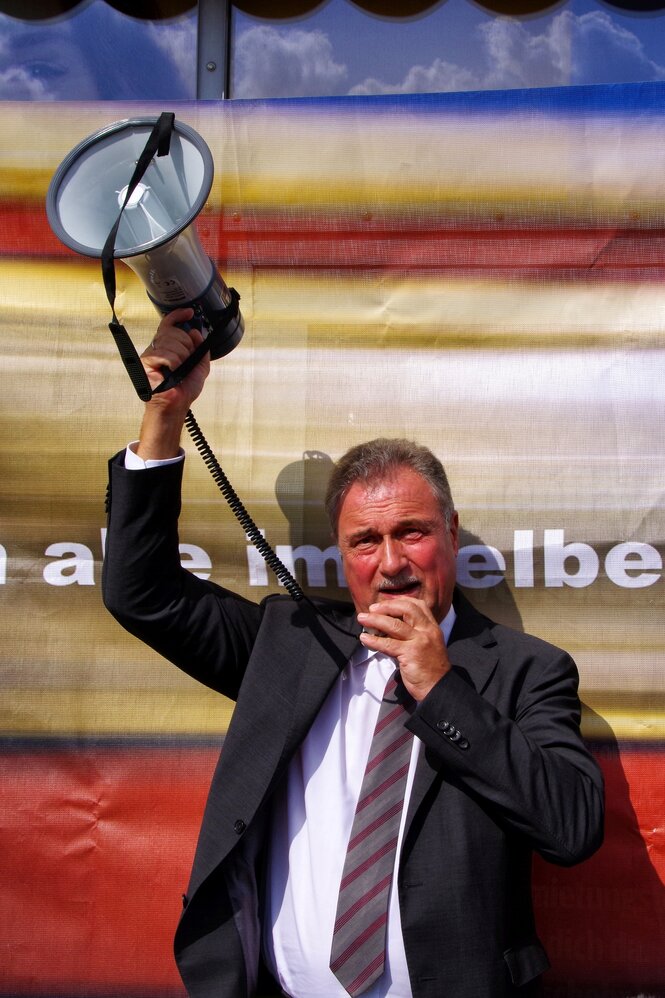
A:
[535,706,665,997]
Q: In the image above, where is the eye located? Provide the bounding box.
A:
[354,536,374,548]
[22,60,68,81]
[350,533,376,550]
[400,526,425,541]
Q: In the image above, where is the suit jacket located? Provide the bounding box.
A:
[103,454,604,998]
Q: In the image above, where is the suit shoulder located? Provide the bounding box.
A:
[261,592,355,619]
[455,590,572,666]
[491,620,573,665]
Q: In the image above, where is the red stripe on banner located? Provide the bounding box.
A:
[0,744,216,995]
[4,200,665,277]
[535,745,665,991]
[0,743,663,994]
[0,203,69,257]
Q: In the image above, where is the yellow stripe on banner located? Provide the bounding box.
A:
[2,260,665,348]
[0,690,234,738]
[1,690,663,741]
[5,161,664,223]
[581,707,665,743]
[5,101,665,224]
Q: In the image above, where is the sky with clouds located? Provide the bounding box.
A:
[230,5,665,99]
[1,0,665,101]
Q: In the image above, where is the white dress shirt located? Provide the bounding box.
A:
[263,609,455,998]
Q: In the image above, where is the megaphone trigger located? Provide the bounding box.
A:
[176,316,203,335]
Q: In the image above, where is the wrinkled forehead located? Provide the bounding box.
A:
[337,469,443,530]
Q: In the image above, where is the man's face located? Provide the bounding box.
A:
[336,467,459,623]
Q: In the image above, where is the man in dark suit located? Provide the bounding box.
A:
[103,309,604,998]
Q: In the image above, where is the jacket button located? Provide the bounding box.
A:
[459,738,470,750]
[233,819,246,835]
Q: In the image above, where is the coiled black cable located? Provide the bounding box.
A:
[184,408,306,601]
[183,409,358,639]
[185,409,364,637]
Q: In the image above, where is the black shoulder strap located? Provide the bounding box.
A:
[101,112,176,402]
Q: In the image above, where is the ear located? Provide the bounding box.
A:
[449,511,460,556]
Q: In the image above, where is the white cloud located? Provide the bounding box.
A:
[350,58,478,96]
[233,25,348,99]
[349,10,665,96]
[147,19,197,96]
[480,10,665,90]
[0,65,49,100]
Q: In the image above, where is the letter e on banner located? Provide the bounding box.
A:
[457,545,505,588]
[179,544,212,580]
[605,542,661,588]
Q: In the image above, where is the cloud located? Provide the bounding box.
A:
[480,10,665,90]
[147,19,197,96]
[350,58,478,97]
[233,25,348,99]
[349,10,665,96]
[0,65,50,100]
[0,9,195,100]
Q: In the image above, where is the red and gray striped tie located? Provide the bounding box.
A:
[329,670,413,996]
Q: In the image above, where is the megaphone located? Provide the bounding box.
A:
[46,115,243,366]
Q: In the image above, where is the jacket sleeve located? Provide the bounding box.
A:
[102,452,263,701]
[406,637,604,867]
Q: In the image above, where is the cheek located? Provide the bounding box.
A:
[343,555,374,590]
[421,545,455,585]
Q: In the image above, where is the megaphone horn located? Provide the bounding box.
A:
[46,113,243,374]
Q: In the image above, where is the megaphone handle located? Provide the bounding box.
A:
[101,113,178,403]
[109,320,153,402]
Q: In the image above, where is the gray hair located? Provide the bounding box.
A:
[325,438,455,535]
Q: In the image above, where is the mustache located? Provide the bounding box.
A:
[377,575,419,592]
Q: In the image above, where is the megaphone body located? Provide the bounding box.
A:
[46,116,243,359]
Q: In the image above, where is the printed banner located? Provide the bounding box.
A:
[0,85,663,995]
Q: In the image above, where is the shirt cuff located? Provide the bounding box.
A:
[124,442,185,470]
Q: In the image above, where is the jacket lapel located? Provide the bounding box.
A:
[188,598,360,894]
[276,600,361,764]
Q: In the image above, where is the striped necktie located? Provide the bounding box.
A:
[329,669,413,996]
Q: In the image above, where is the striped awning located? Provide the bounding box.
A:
[0,0,661,19]
[0,0,450,19]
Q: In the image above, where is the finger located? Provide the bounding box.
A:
[359,610,410,640]
[365,602,417,630]
[148,310,197,350]
[143,341,193,373]
[144,321,202,369]
[158,307,195,331]
[370,597,435,627]
[367,599,410,620]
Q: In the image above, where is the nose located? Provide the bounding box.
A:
[379,537,408,577]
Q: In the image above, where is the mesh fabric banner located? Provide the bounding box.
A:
[1,84,664,996]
